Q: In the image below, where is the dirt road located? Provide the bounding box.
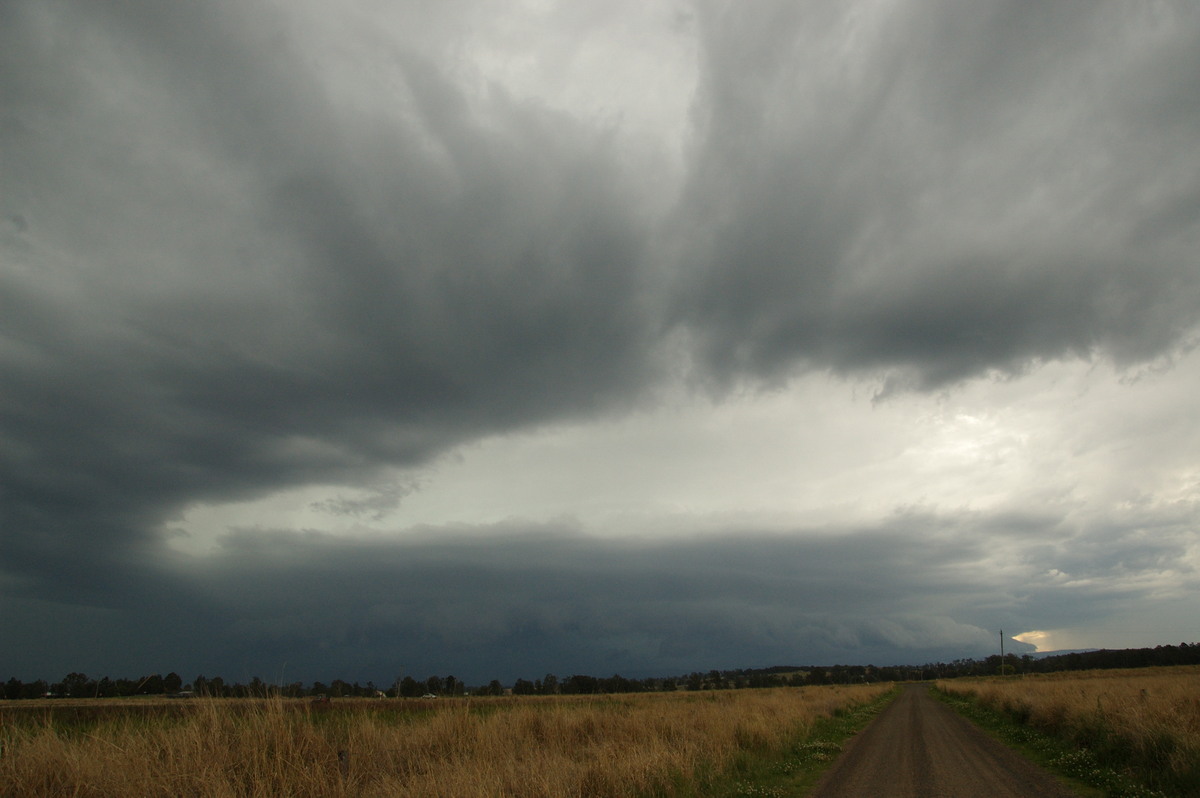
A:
[807,684,1080,797]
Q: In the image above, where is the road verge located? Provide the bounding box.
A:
[666,686,900,798]
[932,686,1171,798]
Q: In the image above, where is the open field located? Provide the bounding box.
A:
[0,683,892,797]
[937,665,1200,795]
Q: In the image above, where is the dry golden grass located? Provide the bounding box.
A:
[0,684,891,797]
[938,665,1200,792]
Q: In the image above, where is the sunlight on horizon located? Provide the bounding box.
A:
[1014,629,1082,653]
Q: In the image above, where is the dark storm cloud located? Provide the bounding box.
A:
[2,0,1200,680]
[1,0,654,586]
[675,0,1200,389]
[7,505,1188,683]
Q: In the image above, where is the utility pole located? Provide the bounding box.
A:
[1000,629,1005,675]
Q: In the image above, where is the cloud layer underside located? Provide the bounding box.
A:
[1,0,1199,668]
[10,509,1183,682]
[674,1,1200,387]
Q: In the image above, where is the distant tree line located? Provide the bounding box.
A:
[6,642,1197,700]
[0,671,493,700]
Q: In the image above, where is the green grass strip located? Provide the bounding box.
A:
[932,687,1177,798]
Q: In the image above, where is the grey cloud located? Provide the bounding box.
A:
[2,0,1199,681]
[1,0,656,583]
[674,0,1200,389]
[10,508,1179,683]
[310,481,420,520]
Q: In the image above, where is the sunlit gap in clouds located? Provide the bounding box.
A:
[1013,629,1117,654]
[1014,629,1060,652]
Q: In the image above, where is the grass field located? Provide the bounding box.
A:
[0,683,892,797]
[937,665,1200,796]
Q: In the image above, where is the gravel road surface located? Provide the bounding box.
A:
[807,684,1081,797]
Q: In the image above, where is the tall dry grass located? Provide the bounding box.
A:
[938,665,1200,793]
[0,684,891,797]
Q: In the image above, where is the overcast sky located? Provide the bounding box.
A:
[3,0,1199,686]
